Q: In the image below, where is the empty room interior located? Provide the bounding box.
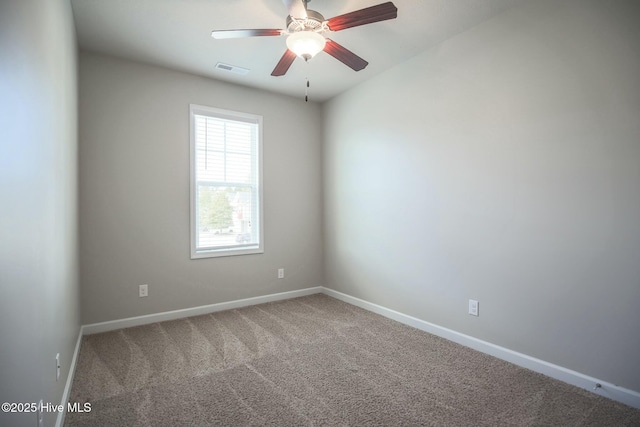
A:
[1,0,640,426]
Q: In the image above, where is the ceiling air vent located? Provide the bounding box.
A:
[215,62,249,75]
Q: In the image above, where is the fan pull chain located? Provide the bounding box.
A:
[304,60,311,102]
[305,77,310,102]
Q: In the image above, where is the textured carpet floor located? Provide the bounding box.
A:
[66,294,640,426]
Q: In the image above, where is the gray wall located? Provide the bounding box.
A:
[0,0,80,426]
[323,0,640,392]
[79,52,324,324]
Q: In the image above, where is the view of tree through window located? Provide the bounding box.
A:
[190,105,262,258]
[198,187,233,231]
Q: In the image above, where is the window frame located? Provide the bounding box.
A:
[189,104,264,259]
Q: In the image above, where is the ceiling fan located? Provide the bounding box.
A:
[211,0,398,77]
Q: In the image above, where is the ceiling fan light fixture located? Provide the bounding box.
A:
[286,31,326,61]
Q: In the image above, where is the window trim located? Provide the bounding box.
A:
[189,104,264,259]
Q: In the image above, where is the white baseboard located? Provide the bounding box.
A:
[83,287,323,335]
[321,287,640,410]
[55,326,84,427]
[75,285,639,410]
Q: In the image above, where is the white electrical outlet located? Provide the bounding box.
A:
[139,284,148,297]
[56,353,60,381]
[278,268,284,279]
[469,299,479,316]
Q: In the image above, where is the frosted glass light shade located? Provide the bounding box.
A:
[286,31,326,61]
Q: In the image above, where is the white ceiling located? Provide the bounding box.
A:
[71,0,524,102]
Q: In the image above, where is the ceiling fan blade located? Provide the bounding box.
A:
[282,0,307,19]
[323,39,368,72]
[211,29,283,39]
[326,2,397,32]
[271,49,298,76]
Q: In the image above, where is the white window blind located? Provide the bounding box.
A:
[190,105,263,258]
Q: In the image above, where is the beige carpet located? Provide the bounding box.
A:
[66,294,640,426]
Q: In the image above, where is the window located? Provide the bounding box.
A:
[190,104,263,258]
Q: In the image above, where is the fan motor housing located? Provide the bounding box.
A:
[286,10,325,32]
